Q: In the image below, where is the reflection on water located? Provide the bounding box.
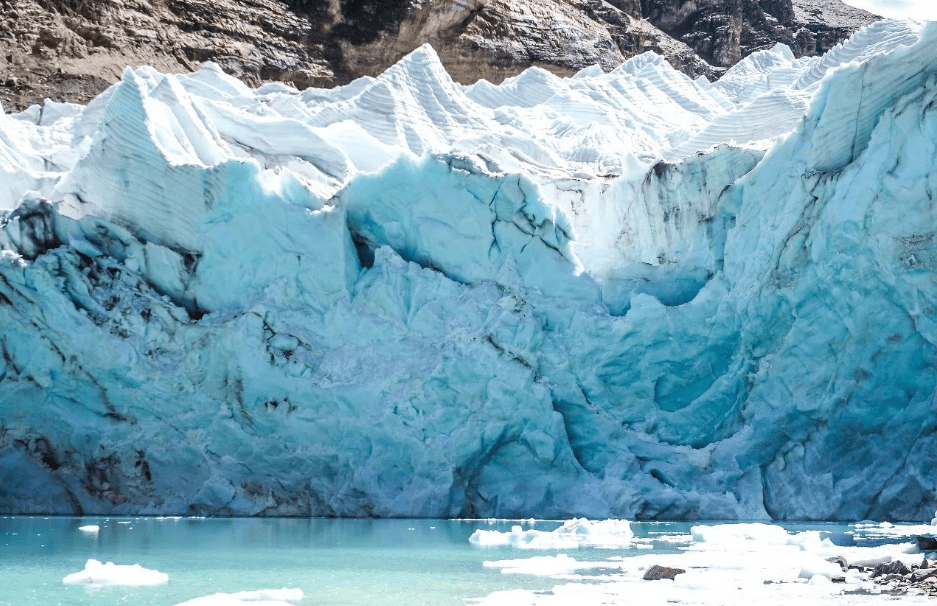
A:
[0,517,562,606]
[0,517,924,606]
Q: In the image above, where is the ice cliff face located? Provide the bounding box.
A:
[1,19,936,520]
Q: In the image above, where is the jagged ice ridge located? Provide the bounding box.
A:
[1,19,936,520]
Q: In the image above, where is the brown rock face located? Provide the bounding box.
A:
[0,0,333,110]
[0,0,882,112]
[0,0,717,110]
[640,0,880,67]
[326,0,717,84]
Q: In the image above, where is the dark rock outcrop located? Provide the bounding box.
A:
[871,560,911,579]
[640,0,879,67]
[910,568,937,583]
[643,564,686,580]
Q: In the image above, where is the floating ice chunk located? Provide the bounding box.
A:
[639,533,693,545]
[470,519,634,549]
[690,523,793,547]
[77,525,99,533]
[852,521,936,539]
[689,523,834,552]
[483,554,601,578]
[174,588,303,606]
[797,558,845,580]
[62,559,168,587]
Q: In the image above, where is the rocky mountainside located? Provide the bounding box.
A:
[0,0,877,111]
[641,0,880,67]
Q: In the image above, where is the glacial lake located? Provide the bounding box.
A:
[0,516,932,606]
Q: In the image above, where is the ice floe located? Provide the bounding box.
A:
[472,521,934,605]
[62,559,168,587]
[470,519,635,549]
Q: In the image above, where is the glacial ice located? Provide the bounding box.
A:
[469,518,635,549]
[474,522,929,606]
[1,19,937,520]
[62,559,168,587]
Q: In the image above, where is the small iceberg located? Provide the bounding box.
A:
[62,559,168,587]
[77,525,99,534]
[470,519,635,549]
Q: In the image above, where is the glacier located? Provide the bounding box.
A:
[1,18,936,520]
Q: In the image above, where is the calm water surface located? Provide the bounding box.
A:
[0,517,879,606]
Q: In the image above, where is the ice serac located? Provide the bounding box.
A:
[1,21,937,521]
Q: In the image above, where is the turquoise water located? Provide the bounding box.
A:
[0,517,681,606]
[0,517,899,606]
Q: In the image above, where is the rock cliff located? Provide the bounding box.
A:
[641,0,879,67]
[1,0,877,111]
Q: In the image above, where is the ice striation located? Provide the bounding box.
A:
[1,19,936,520]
